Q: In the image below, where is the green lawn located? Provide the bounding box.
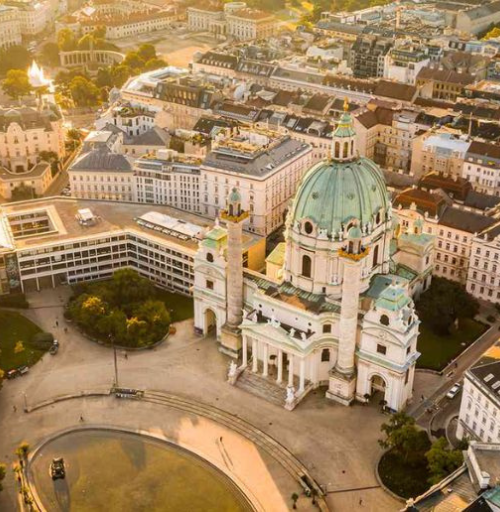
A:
[417,318,488,371]
[0,310,46,371]
[154,289,194,323]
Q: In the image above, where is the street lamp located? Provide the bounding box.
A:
[109,334,119,389]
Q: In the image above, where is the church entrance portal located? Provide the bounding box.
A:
[369,374,388,406]
[204,308,217,335]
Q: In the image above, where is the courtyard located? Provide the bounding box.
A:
[0,287,401,511]
[113,29,221,68]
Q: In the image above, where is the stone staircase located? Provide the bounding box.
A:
[235,369,287,407]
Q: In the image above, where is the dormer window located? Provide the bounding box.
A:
[304,221,313,235]
[380,314,390,326]
[206,252,214,263]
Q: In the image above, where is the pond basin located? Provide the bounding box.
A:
[29,428,253,512]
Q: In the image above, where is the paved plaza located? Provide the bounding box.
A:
[0,288,401,511]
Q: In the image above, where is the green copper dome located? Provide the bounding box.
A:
[291,156,390,236]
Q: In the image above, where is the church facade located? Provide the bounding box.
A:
[193,106,434,412]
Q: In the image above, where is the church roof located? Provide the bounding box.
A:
[376,283,411,311]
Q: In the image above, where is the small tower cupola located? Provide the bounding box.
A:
[228,187,242,218]
[221,187,248,224]
[331,98,357,162]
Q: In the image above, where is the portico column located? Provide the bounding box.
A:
[299,359,306,393]
[252,339,258,373]
[288,355,294,387]
[242,336,248,367]
[276,349,283,384]
[263,343,269,377]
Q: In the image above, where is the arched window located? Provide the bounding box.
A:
[343,141,349,158]
[206,252,214,263]
[351,140,354,154]
[321,348,330,362]
[302,255,312,278]
[304,221,313,235]
[334,141,340,158]
[380,314,390,326]
[373,245,379,267]
[376,210,381,225]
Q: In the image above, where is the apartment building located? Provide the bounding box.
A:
[200,128,312,236]
[416,66,475,101]
[0,198,265,296]
[354,106,419,172]
[187,3,277,41]
[466,223,500,305]
[351,34,392,79]
[0,102,66,173]
[410,129,470,180]
[393,187,496,284]
[133,150,202,213]
[226,9,277,41]
[383,41,431,85]
[457,345,500,443]
[0,6,21,50]
[464,141,500,197]
[95,103,156,137]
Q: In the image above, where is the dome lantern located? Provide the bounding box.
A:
[331,98,356,162]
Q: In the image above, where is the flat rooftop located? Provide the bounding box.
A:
[0,198,260,253]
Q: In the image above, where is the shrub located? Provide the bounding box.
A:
[487,315,496,323]
[0,294,29,309]
[31,332,54,350]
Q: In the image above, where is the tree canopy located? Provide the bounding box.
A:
[69,76,101,107]
[2,70,32,99]
[379,412,430,465]
[0,46,31,76]
[416,277,480,335]
[67,269,171,347]
[425,437,463,485]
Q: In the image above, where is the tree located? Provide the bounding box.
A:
[123,51,145,69]
[2,70,32,99]
[96,67,113,88]
[69,76,100,107]
[111,65,132,87]
[57,28,77,51]
[111,268,154,306]
[11,184,35,202]
[0,46,31,75]
[416,277,480,335]
[143,58,168,72]
[40,42,60,67]
[14,341,25,354]
[16,442,29,460]
[426,437,463,485]
[379,412,430,465]
[137,43,157,62]
[0,464,5,492]
[291,493,299,509]
[39,150,59,176]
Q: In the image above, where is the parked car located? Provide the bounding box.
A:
[50,458,66,480]
[50,340,59,355]
[446,383,461,399]
[6,369,19,379]
[17,366,29,376]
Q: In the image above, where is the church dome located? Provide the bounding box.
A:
[291,157,389,236]
[290,103,390,237]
